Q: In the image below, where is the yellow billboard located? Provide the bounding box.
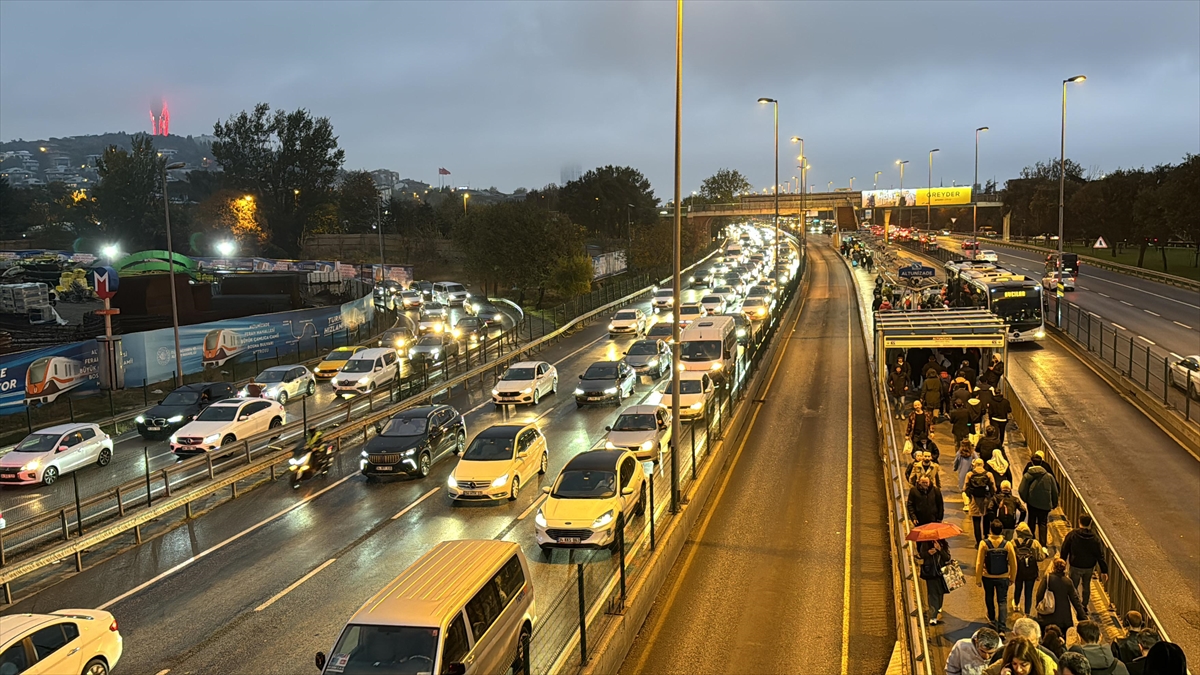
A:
[914,186,972,206]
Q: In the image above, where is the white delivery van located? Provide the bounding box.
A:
[678,316,736,381]
[332,347,399,396]
[317,539,535,675]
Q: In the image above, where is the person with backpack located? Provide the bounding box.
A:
[988,480,1025,541]
[1126,629,1160,675]
[1061,515,1110,615]
[1069,620,1131,675]
[1111,611,1144,666]
[1034,557,1085,637]
[1020,462,1060,547]
[1011,522,1047,615]
[918,538,952,625]
[966,458,997,542]
[976,519,1017,634]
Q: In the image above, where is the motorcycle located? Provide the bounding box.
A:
[289,441,334,488]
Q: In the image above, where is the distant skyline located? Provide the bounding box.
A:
[1,1,1197,197]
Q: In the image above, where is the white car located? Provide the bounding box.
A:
[651,287,675,312]
[699,294,726,315]
[417,310,447,335]
[741,297,772,321]
[239,365,315,405]
[1169,355,1200,398]
[976,249,999,262]
[333,348,400,396]
[492,361,558,405]
[710,285,738,305]
[604,404,672,462]
[447,423,548,502]
[0,609,123,674]
[535,449,646,554]
[657,371,715,420]
[170,398,285,456]
[0,423,113,486]
[608,308,648,337]
[678,303,705,326]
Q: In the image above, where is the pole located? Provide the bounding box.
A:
[376,195,385,275]
[162,165,183,386]
[772,102,779,271]
[1057,80,1069,324]
[670,0,683,514]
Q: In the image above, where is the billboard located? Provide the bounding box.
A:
[861,189,916,209]
[0,340,102,415]
[861,187,972,208]
[915,186,972,206]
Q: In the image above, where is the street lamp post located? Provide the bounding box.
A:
[874,171,882,189]
[850,176,855,191]
[791,136,805,253]
[670,0,683,513]
[927,149,939,229]
[827,181,833,193]
[973,126,989,245]
[895,160,909,244]
[758,97,779,267]
[1057,75,1086,321]
[161,161,187,386]
[376,194,385,279]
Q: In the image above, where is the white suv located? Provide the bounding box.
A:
[240,364,316,405]
[170,398,285,456]
[447,423,548,502]
[0,423,113,486]
[535,449,646,554]
[492,361,558,406]
[604,404,671,462]
[333,348,400,396]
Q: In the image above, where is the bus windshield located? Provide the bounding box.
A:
[992,296,1043,325]
[679,340,722,362]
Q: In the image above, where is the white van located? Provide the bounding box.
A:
[724,243,742,261]
[316,540,535,675]
[678,316,737,380]
[332,347,400,396]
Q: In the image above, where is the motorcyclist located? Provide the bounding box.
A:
[293,427,332,475]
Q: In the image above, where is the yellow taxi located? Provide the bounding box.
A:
[314,346,366,380]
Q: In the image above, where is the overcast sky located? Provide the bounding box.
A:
[2,1,1197,198]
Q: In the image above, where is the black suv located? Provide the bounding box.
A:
[136,382,236,439]
[362,405,466,479]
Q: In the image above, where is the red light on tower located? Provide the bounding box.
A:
[150,98,170,136]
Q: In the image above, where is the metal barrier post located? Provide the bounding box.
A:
[617,518,626,611]
[72,473,84,536]
[1163,358,1169,404]
[648,468,656,551]
[1144,346,1151,390]
[577,562,588,664]
[144,447,154,507]
[1127,337,1133,376]
[690,420,697,480]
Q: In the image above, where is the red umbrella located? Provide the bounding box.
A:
[906,522,964,542]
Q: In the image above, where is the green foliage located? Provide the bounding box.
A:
[699,168,752,203]
[559,166,659,238]
[92,133,165,247]
[211,103,345,255]
[338,171,380,233]
[548,254,593,298]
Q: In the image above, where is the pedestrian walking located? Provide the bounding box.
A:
[1041,625,1067,660]
[1068,620,1131,675]
[950,399,972,446]
[986,635,1055,675]
[982,619,1059,675]
[988,480,1025,541]
[918,538,952,625]
[908,451,942,489]
[983,354,1005,390]
[985,448,1013,494]
[1057,651,1092,675]
[954,439,976,495]
[1019,462,1059,547]
[958,360,978,388]
[1061,515,1109,615]
[907,476,944,525]
[940,370,953,417]
[907,400,935,446]
[966,458,997,542]
[988,390,1013,447]
[946,627,1002,675]
[889,364,909,419]
[967,395,986,445]
[1111,611,1145,665]
[1034,557,1086,638]
[976,519,1017,634]
[1141,642,1187,675]
[1012,522,1048,616]
[922,372,944,421]
[1125,629,1160,675]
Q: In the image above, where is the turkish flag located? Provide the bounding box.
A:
[438,168,451,175]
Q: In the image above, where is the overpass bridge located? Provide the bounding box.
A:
[688,191,1005,230]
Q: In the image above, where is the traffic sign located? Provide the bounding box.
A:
[1093,236,1108,249]
[898,263,936,279]
[91,266,120,299]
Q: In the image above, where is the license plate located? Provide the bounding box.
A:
[587,396,602,401]
[375,466,393,471]
[0,473,15,479]
[557,537,581,544]
[464,490,483,496]
[146,426,161,431]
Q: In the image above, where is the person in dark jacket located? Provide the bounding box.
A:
[1125,629,1160,675]
[907,401,934,443]
[907,476,944,525]
[1069,620,1130,675]
[917,538,952,625]
[984,449,1013,498]
[1035,557,1085,637]
[1061,515,1109,614]
[976,425,1003,463]
[957,360,978,387]
[896,354,911,384]
[1111,611,1145,665]
[949,399,972,446]
[1142,641,1187,675]
[1021,449,1052,479]
[939,370,952,417]
[1019,463,1059,546]
[888,364,909,419]
[921,374,943,421]
[983,354,1005,389]
[1041,624,1067,660]
[1011,522,1047,615]
[967,395,986,440]
[987,480,1025,540]
[987,390,1013,446]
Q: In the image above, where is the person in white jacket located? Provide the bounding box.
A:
[946,627,1001,675]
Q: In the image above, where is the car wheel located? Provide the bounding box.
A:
[513,626,533,675]
[636,484,647,515]
[418,452,432,478]
[222,434,237,448]
[41,465,59,486]
[539,452,548,475]
[307,380,315,396]
[509,476,520,501]
[269,417,282,429]
[533,388,540,405]
[97,447,112,467]
[83,659,110,675]
[455,431,466,454]
[277,391,288,406]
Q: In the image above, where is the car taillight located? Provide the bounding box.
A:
[109,619,119,632]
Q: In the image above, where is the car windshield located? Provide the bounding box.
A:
[13,433,60,453]
[553,469,617,499]
[256,370,288,383]
[653,289,674,298]
[701,296,721,304]
[457,318,482,329]
[444,283,466,293]
[743,299,765,307]
[415,337,442,347]
[382,417,427,436]
[626,342,659,356]
[196,406,240,422]
[328,624,439,675]
[614,310,638,320]
[613,413,655,431]
[162,391,201,406]
[713,287,733,295]
[680,340,722,362]
[747,287,769,296]
[383,330,409,340]
[648,325,674,336]
[341,359,375,373]
[680,306,702,315]
[502,367,536,381]
[325,348,356,361]
[662,379,703,395]
[401,290,420,297]
[583,364,618,380]
[462,435,514,461]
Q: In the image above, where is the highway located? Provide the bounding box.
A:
[620,242,894,675]
[0,272,732,673]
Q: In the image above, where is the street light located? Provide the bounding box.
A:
[1058,75,1086,314]
[973,126,989,245]
[927,148,940,229]
[850,176,855,190]
[827,181,833,192]
[758,97,779,268]
[895,160,909,243]
[791,136,805,247]
[670,0,683,513]
[216,241,235,257]
[874,171,882,189]
[161,160,187,386]
[101,244,120,260]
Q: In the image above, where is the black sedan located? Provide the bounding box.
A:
[467,300,505,325]
[574,361,637,406]
[362,404,466,478]
[452,317,488,345]
[136,382,236,439]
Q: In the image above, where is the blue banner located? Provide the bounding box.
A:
[0,340,101,415]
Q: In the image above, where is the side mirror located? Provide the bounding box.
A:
[604,425,612,432]
[446,664,467,675]
[57,445,70,453]
[158,399,165,405]
[238,415,250,421]
[622,486,635,496]
[315,652,326,671]
[542,486,551,494]
[578,374,583,379]
[518,450,528,458]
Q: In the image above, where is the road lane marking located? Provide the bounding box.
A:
[1098,292,1110,298]
[1145,310,1161,317]
[254,558,336,612]
[1089,274,1200,310]
[1137,336,1156,345]
[392,487,440,520]
[517,493,547,521]
[97,472,358,611]
[1088,312,1101,319]
[1171,353,1183,360]
[1175,321,1193,329]
[1120,300,1133,306]
[841,276,854,675]
[1113,323,1127,331]
[155,670,170,675]
[1078,286,1089,291]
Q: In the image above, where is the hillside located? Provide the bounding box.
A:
[1,132,215,172]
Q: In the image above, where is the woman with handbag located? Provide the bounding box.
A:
[1034,557,1085,636]
[918,539,953,625]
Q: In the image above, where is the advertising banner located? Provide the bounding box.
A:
[0,339,101,416]
[915,186,972,206]
[591,251,628,280]
[861,189,916,209]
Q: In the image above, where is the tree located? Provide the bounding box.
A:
[559,166,659,238]
[92,133,165,248]
[211,103,345,255]
[193,190,268,253]
[338,171,380,233]
[699,168,752,203]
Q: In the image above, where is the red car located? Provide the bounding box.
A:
[961,239,980,251]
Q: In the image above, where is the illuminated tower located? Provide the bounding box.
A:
[150,98,170,136]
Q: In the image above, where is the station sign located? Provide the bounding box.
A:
[898,263,936,279]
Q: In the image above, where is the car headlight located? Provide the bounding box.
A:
[535,509,547,527]
[404,448,416,456]
[1036,329,1046,338]
[452,329,461,338]
[167,415,184,423]
[358,376,371,385]
[690,401,704,410]
[491,474,509,488]
[431,348,440,355]
[447,475,458,488]
[20,460,40,472]
[520,387,533,394]
[238,388,249,397]
[604,387,618,395]
[736,328,746,337]
[711,362,722,371]
[434,324,444,333]
[605,441,618,450]
[203,434,221,445]
[289,453,311,466]
[492,388,500,396]
[608,323,615,330]
[136,415,145,424]
[574,388,584,395]
[641,440,654,450]
[169,435,178,444]
[361,451,368,458]
[409,350,417,357]
[648,358,659,366]
[592,510,615,528]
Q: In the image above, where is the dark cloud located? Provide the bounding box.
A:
[1,1,1196,197]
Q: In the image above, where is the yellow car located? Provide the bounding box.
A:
[314,346,366,380]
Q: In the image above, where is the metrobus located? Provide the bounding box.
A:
[945,261,1046,343]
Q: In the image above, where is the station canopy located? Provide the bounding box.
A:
[874,309,1008,378]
